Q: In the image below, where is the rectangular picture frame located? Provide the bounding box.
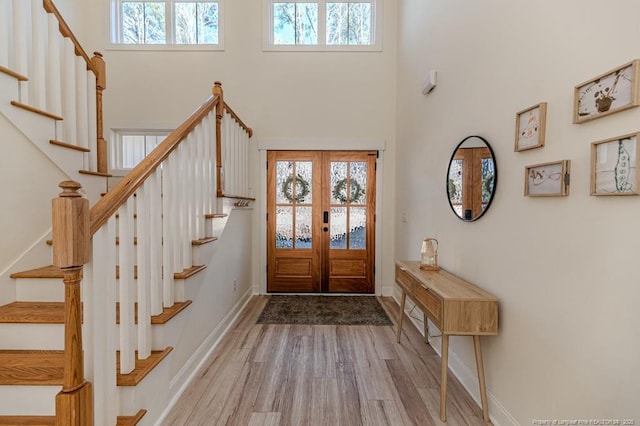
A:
[590,132,639,196]
[524,160,570,197]
[515,102,547,151]
[574,60,640,124]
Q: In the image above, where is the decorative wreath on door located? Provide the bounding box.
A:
[282,174,310,203]
[333,178,365,204]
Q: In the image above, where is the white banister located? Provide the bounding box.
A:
[46,13,62,116]
[118,197,136,374]
[150,171,163,315]
[0,0,10,67]
[86,69,98,169]
[29,0,46,109]
[136,180,152,359]
[12,0,28,101]
[75,56,89,150]
[61,37,76,144]
[164,153,177,307]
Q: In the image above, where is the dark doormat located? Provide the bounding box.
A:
[256,295,393,326]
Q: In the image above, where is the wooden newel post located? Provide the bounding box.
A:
[91,52,107,175]
[52,181,93,426]
[213,81,224,197]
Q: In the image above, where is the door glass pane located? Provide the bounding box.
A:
[295,161,313,204]
[349,207,366,249]
[276,161,294,204]
[330,207,347,249]
[330,162,348,204]
[275,206,293,248]
[349,161,367,204]
[295,207,312,248]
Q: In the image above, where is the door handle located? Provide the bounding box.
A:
[323,227,329,232]
[323,211,329,223]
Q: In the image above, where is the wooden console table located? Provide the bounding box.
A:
[395,260,498,423]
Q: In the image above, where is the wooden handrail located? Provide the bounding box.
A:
[223,102,253,137]
[90,94,220,235]
[42,0,97,75]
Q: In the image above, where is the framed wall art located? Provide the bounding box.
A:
[524,160,570,197]
[574,60,640,123]
[515,102,547,151]
[590,132,638,196]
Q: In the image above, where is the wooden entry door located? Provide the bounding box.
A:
[267,150,376,293]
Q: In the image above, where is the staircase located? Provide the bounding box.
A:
[1,1,255,424]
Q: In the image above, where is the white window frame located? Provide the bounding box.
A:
[108,0,225,51]
[110,129,172,175]
[262,0,382,52]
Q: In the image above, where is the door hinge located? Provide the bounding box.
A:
[376,150,379,158]
[266,264,268,273]
[374,214,376,222]
[373,266,376,274]
[266,213,268,221]
[266,160,269,169]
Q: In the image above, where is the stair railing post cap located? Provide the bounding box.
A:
[58,181,83,197]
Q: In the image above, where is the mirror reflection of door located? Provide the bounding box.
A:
[267,151,376,293]
[448,147,495,220]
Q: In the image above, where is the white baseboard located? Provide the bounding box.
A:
[391,291,517,426]
[154,287,254,426]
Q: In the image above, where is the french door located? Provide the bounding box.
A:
[267,150,376,293]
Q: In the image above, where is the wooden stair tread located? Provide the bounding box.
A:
[10,265,62,279]
[192,236,218,246]
[0,302,64,324]
[49,139,90,152]
[174,265,206,279]
[0,350,64,385]
[116,410,147,426]
[0,65,29,81]
[117,347,173,386]
[0,416,55,425]
[10,101,63,121]
[205,213,228,219]
[79,169,112,177]
[116,301,192,325]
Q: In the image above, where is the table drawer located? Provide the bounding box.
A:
[414,285,442,323]
[395,264,415,293]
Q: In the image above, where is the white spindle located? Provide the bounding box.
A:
[203,114,212,214]
[234,123,240,196]
[190,132,198,240]
[75,57,89,151]
[0,0,11,68]
[136,180,151,359]
[195,124,204,236]
[12,0,28,101]
[29,0,45,109]
[91,217,118,426]
[86,70,97,169]
[46,13,62,116]
[118,197,136,374]
[180,143,191,269]
[61,37,76,144]
[150,171,162,314]
[162,156,175,308]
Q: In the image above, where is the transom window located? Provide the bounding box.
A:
[111,0,224,49]
[264,0,381,51]
[110,130,170,173]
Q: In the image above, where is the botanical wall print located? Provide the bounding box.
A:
[574,60,640,123]
[591,133,639,196]
[515,102,547,151]
[524,160,570,197]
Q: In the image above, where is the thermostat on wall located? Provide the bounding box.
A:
[422,70,437,95]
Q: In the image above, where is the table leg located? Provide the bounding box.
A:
[473,335,490,423]
[396,290,407,343]
[440,334,449,422]
[423,312,428,343]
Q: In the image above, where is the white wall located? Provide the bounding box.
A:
[396,0,640,423]
[79,0,399,293]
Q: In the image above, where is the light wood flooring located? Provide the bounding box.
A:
[162,296,487,426]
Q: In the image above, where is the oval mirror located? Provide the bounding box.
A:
[446,135,497,221]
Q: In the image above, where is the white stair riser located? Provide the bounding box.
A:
[119,356,171,426]
[0,385,58,415]
[0,72,20,104]
[0,323,63,349]
[15,277,64,302]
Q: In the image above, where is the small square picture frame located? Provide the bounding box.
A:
[574,60,640,124]
[524,160,570,197]
[590,132,639,196]
[515,102,547,151]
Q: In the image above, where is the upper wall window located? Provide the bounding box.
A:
[110,0,224,49]
[264,0,381,51]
